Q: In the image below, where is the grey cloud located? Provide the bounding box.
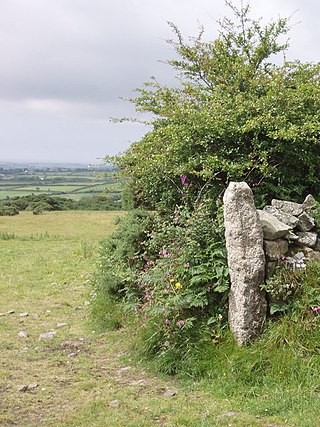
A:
[0,0,319,163]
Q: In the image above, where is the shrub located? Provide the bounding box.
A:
[93,201,230,374]
[0,205,19,216]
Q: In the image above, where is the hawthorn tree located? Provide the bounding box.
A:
[113,2,320,210]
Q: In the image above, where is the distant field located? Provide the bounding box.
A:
[0,169,122,200]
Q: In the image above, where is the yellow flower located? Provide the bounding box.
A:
[175,282,182,288]
[169,278,175,283]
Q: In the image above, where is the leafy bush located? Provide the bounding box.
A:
[93,201,230,374]
[110,3,320,211]
[0,193,122,214]
[0,205,19,216]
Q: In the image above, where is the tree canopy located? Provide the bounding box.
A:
[112,2,320,209]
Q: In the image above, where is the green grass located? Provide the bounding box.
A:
[0,170,120,200]
[1,211,316,426]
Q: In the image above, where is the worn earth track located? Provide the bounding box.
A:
[0,211,286,426]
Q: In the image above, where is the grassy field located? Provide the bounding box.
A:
[0,169,121,200]
[0,211,309,426]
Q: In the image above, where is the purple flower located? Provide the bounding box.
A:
[311,306,320,313]
[180,176,189,187]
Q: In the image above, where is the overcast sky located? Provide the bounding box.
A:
[0,0,319,164]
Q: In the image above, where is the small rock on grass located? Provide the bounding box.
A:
[39,331,57,340]
[27,383,38,390]
[108,400,120,408]
[17,383,39,392]
[0,310,15,316]
[217,411,238,418]
[18,331,28,338]
[129,379,145,386]
[162,391,176,397]
[67,351,80,358]
[20,312,28,317]
[56,322,68,328]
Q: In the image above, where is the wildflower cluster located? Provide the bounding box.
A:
[117,202,229,370]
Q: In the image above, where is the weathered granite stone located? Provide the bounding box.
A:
[297,211,315,232]
[296,232,318,248]
[302,194,318,212]
[306,250,320,263]
[271,199,303,216]
[257,210,291,240]
[284,230,300,242]
[263,206,299,228]
[223,182,267,345]
[264,239,288,261]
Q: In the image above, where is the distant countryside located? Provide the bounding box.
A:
[0,162,122,208]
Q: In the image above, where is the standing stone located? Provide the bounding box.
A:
[223,182,267,345]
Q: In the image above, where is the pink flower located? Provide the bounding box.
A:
[311,306,320,313]
[180,176,189,187]
[176,320,185,326]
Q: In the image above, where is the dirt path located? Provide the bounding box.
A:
[0,212,283,426]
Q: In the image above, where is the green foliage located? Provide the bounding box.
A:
[94,202,229,374]
[110,3,320,210]
[0,205,19,216]
[94,2,320,384]
[0,193,121,215]
[95,210,154,297]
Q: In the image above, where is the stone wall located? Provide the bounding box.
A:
[258,194,320,277]
[223,182,319,345]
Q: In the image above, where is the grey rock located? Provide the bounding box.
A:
[67,351,79,358]
[19,312,28,317]
[284,230,300,242]
[18,331,28,338]
[271,199,303,216]
[302,194,318,212]
[39,331,57,340]
[295,251,305,260]
[296,232,318,248]
[27,383,38,390]
[108,400,120,408]
[297,212,315,232]
[223,182,267,345]
[264,239,288,261]
[217,411,238,418]
[17,385,28,392]
[258,210,291,240]
[56,322,68,328]
[263,206,299,228]
[306,250,320,263]
[162,390,176,397]
[0,310,15,317]
[130,379,145,386]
